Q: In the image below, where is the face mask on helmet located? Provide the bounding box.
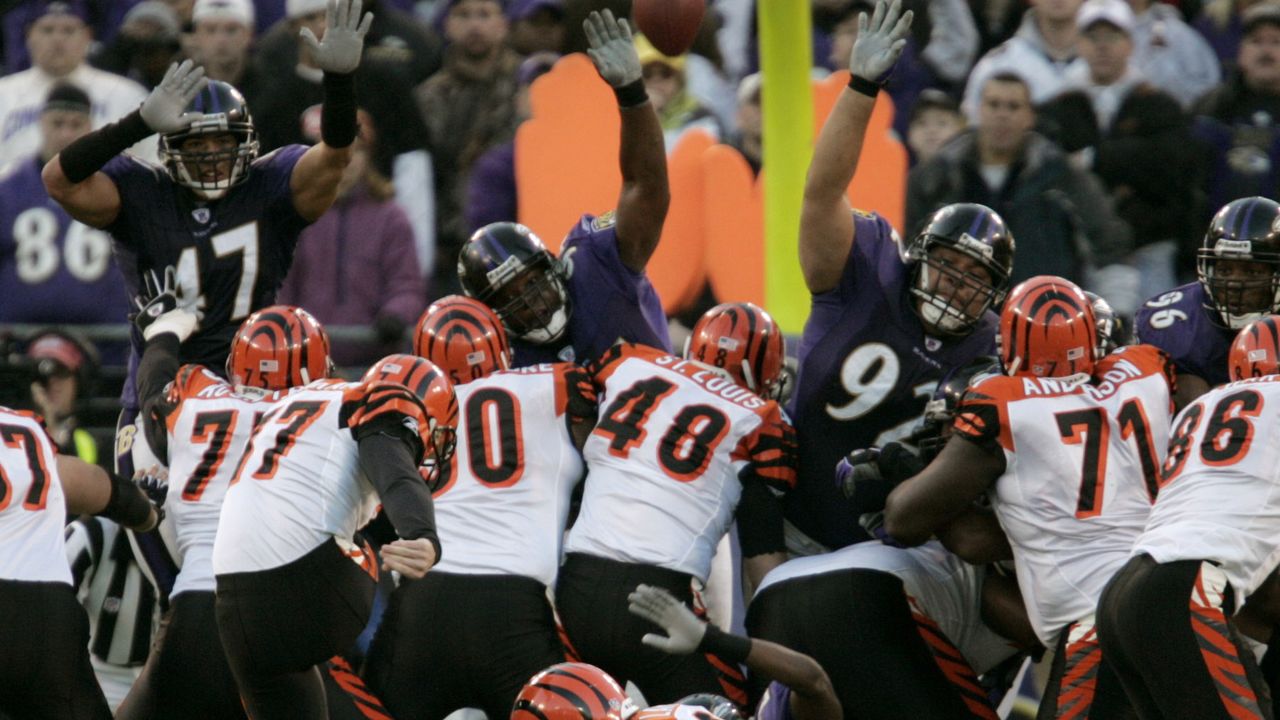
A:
[159,81,258,200]
[907,204,1014,337]
[458,223,572,345]
[493,262,570,344]
[1084,291,1126,357]
[1197,197,1280,329]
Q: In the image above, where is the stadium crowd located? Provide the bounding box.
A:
[6,0,1280,718]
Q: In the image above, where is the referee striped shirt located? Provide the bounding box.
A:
[65,516,157,666]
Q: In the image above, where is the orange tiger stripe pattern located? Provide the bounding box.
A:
[688,302,785,400]
[511,662,634,720]
[414,295,512,384]
[226,305,332,391]
[361,355,459,466]
[1229,315,1280,381]
[1000,276,1098,379]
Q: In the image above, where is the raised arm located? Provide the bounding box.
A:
[290,0,373,221]
[799,0,911,293]
[584,10,670,272]
[627,584,842,720]
[44,60,209,228]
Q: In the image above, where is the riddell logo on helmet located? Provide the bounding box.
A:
[1215,239,1253,255]
[485,256,523,286]
[956,233,994,259]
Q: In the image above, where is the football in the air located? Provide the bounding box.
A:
[632,0,706,57]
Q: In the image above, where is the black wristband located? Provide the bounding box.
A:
[321,72,358,148]
[59,110,151,183]
[697,624,752,665]
[847,74,881,98]
[102,472,156,531]
[613,79,649,108]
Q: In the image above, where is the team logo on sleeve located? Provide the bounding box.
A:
[191,208,210,224]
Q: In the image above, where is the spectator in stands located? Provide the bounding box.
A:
[637,34,723,150]
[465,51,560,232]
[1042,0,1198,309]
[1126,0,1222,108]
[0,83,130,331]
[257,0,443,85]
[415,0,521,296]
[0,1,152,172]
[1194,0,1263,67]
[730,72,764,174]
[909,72,1132,287]
[277,110,425,366]
[27,329,102,464]
[1192,2,1280,216]
[906,88,966,165]
[188,0,260,108]
[967,0,1028,57]
[962,0,1087,120]
[509,0,568,55]
[89,2,183,90]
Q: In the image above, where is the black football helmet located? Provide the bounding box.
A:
[1083,291,1127,357]
[914,355,1002,461]
[159,80,258,200]
[907,203,1015,336]
[457,222,570,344]
[1197,196,1280,329]
[675,694,743,720]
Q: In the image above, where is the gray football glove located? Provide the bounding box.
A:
[140,60,208,134]
[848,0,914,82]
[583,9,642,88]
[300,0,374,75]
[628,584,706,654]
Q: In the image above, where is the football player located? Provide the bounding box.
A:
[116,280,329,719]
[1136,196,1280,406]
[457,10,671,367]
[0,410,160,719]
[1097,315,1280,719]
[791,0,1015,553]
[212,353,456,719]
[1085,290,1128,356]
[511,662,638,719]
[884,276,1177,717]
[628,584,843,720]
[365,295,599,720]
[557,302,796,705]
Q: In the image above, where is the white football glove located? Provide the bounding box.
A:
[140,60,208,134]
[300,0,374,75]
[627,584,707,654]
[583,9,642,88]
[848,0,914,82]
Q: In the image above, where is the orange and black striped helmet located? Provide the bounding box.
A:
[511,662,635,720]
[226,305,332,390]
[686,303,785,399]
[999,276,1098,378]
[363,354,459,468]
[413,295,512,384]
[1229,316,1280,380]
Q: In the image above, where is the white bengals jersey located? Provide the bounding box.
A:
[954,345,1175,645]
[565,344,797,583]
[756,541,1018,674]
[1134,374,1280,609]
[432,363,595,586]
[0,408,68,583]
[213,379,431,575]
[158,365,283,596]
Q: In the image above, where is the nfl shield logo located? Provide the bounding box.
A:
[924,337,942,352]
[192,208,211,224]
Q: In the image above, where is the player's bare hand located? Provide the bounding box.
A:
[849,0,913,83]
[300,0,373,75]
[584,10,641,88]
[627,584,707,654]
[141,60,208,133]
[381,537,437,579]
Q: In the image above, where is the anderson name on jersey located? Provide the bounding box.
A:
[953,345,1175,645]
[213,379,432,575]
[565,343,797,583]
[430,362,595,586]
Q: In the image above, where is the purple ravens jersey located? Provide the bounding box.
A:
[1134,282,1233,387]
[0,157,130,324]
[511,212,671,367]
[103,146,310,406]
[756,682,794,720]
[785,211,998,550]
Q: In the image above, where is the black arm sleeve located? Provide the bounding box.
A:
[736,478,786,558]
[357,432,441,561]
[321,72,358,149]
[137,333,182,461]
[101,471,156,531]
[58,109,151,183]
